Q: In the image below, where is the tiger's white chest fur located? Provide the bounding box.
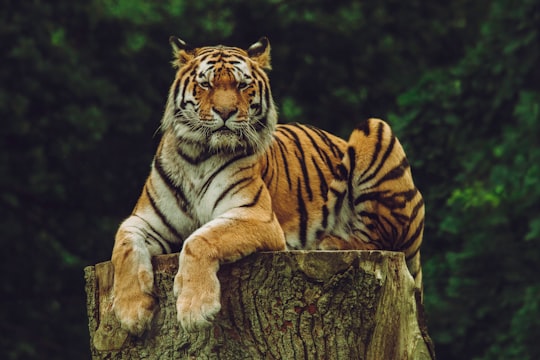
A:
[154,133,263,244]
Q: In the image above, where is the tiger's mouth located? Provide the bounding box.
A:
[213,126,236,134]
[200,117,245,134]
[209,125,245,141]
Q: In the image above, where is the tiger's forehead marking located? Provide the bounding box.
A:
[194,48,252,83]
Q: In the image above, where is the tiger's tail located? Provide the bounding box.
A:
[327,118,425,295]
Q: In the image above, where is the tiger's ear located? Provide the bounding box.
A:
[247,37,271,71]
[169,36,194,68]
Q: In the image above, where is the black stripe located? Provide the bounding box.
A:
[355,190,415,210]
[400,218,425,254]
[380,214,399,247]
[249,66,270,105]
[251,65,267,79]
[261,152,276,189]
[410,196,425,220]
[257,80,265,111]
[134,214,179,253]
[355,119,371,135]
[177,145,213,165]
[299,158,312,202]
[393,189,420,209]
[133,214,164,240]
[278,126,313,201]
[305,124,344,159]
[263,83,271,117]
[267,147,279,192]
[405,244,421,263]
[330,187,346,214]
[212,177,254,212]
[311,156,329,202]
[250,103,262,116]
[321,204,329,229]
[229,54,248,62]
[179,76,192,109]
[199,153,250,196]
[354,191,379,206]
[145,237,166,254]
[257,78,271,123]
[253,114,267,131]
[198,48,217,56]
[391,211,410,226]
[336,163,348,181]
[154,156,176,189]
[144,184,184,241]
[346,146,356,209]
[355,228,376,245]
[359,210,379,222]
[396,189,421,206]
[358,121,384,180]
[232,163,256,175]
[172,78,181,110]
[233,177,258,196]
[154,156,191,214]
[373,157,410,186]
[274,136,292,190]
[289,124,328,162]
[239,185,264,208]
[297,178,308,246]
[361,132,397,185]
[313,134,344,179]
[361,211,391,243]
[322,150,342,179]
[261,152,271,180]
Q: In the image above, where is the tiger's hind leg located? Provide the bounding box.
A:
[317,234,378,250]
[326,118,425,292]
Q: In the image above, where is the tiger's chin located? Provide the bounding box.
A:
[207,133,250,154]
[207,129,268,156]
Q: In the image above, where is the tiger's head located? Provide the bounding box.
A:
[162,37,277,156]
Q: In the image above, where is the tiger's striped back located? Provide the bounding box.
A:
[259,119,425,291]
[259,123,346,249]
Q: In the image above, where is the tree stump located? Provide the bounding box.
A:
[84,250,435,359]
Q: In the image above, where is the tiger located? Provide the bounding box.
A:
[111,36,425,335]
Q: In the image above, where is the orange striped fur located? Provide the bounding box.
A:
[111,37,424,334]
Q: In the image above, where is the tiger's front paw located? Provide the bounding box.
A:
[174,270,221,332]
[112,269,157,336]
[113,292,157,336]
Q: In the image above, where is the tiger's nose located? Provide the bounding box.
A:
[212,106,238,121]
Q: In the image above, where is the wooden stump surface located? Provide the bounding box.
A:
[84,250,435,359]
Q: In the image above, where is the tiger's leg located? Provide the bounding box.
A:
[174,208,285,331]
[317,234,378,250]
[111,216,164,335]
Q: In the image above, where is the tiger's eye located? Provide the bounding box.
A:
[238,82,248,90]
[199,81,211,89]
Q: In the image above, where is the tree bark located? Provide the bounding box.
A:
[84,250,435,359]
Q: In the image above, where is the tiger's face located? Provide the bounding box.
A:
[163,37,277,155]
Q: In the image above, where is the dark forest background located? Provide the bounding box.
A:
[1,0,539,358]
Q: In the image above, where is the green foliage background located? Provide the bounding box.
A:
[1,0,538,358]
